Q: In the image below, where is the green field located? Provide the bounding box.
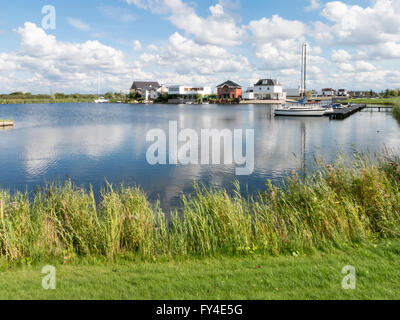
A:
[346,97,400,106]
[0,241,399,300]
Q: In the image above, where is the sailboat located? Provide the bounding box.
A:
[94,73,109,104]
[275,44,331,117]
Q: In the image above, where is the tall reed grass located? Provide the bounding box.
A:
[1,154,400,262]
[394,106,400,120]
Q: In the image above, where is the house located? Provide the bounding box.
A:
[167,86,212,97]
[168,85,212,103]
[216,80,242,100]
[130,81,161,97]
[246,79,286,100]
[337,89,348,97]
[321,88,336,96]
[243,88,254,100]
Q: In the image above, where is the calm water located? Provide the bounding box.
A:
[0,103,399,209]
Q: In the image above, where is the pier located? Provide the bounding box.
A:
[329,104,367,120]
[0,120,14,127]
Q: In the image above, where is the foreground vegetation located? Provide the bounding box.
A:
[1,241,400,299]
[394,106,400,118]
[1,153,400,264]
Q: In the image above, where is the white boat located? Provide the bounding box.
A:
[274,105,330,116]
[94,97,109,103]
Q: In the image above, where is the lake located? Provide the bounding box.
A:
[0,103,399,209]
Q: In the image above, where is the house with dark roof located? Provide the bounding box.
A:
[131,81,161,94]
[130,81,164,100]
[248,79,286,100]
[217,80,242,100]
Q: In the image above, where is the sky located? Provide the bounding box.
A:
[0,0,400,93]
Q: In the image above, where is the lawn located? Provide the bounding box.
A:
[1,241,399,300]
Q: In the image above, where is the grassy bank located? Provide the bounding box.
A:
[345,97,400,106]
[1,241,400,300]
[1,153,400,263]
[0,99,93,104]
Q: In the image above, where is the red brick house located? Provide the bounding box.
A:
[217,80,242,100]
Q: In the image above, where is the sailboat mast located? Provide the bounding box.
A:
[304,43,307,99]
[301,45,304,98]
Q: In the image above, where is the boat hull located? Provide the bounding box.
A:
[274,109,327,116]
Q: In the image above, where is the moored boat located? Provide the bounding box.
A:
[274,105,330,116]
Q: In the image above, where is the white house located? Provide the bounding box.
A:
[243,88,254,100]
[168,85,212,96]
[246,79,286,100]
[337,89,348,97]
[321,88,336,96]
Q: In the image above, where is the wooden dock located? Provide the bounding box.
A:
[329,104,367,120]
[0,120,14,127]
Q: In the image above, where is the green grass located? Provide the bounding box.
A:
[0,99,93,104]
[0,241,399,299]
[1,153,400,263]
[345,97,400,106]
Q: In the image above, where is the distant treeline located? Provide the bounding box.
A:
[380,89,400,97]
[0,91,135,104]
[0,92,97,100]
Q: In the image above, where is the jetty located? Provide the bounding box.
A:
[0,120,14,127]
[329,104,367,120]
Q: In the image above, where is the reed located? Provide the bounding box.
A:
[0,153,400,262]
[393,106,400,119]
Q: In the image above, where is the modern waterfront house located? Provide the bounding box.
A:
[244,79,286,100]
[168,85,212,103]
[216,80,242,100]
[337,89,349,97]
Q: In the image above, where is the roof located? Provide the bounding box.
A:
[255,79,281,86]
[131,81,161,91]
[217,80,242,88]
[322,88,335,91]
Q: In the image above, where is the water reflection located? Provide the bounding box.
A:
[0,103,399,209]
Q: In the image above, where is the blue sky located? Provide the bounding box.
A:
[0,0,399,93]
